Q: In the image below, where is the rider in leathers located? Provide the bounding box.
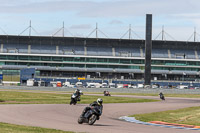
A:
[74,89,82,101]
[80,98,103,120]
[159,92,165,100]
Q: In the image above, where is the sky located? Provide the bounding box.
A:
[0,0,200,41]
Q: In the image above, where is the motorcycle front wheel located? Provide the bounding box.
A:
[78,117,83,124]
[88,114,97,125]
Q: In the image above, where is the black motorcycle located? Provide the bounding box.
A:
[104,91,111,96]
[70,93,79,105]
[70,91,83,105]
[78,106,102,125]
[159,93,165,100]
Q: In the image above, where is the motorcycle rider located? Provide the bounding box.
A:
[74,89,83,101]
[104,90,110,96]
[80,98,103,119]
[159,92,165,100]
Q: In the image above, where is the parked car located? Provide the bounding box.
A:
[101,83,109,88]
[195,87,200,89]
[123,84,128,88]
[137,84,144,88]
[109,83,116,88]
[117,84,123,88]
[76,82,83,87]
[177,85,188,89]
[63,81,74,88]
[188,86,195,89]
[87,83,96,88]
[152,84,160,89]
[128,84,137,88]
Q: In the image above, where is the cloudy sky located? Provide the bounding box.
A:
[0,0,200,41]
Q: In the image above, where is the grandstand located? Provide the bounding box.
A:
[0,35,200,84]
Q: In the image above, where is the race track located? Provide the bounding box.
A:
[0,95,200,133]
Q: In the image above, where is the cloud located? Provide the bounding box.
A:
[0,0,200,41]
[172,13,200,19]
[0,0,199,17]
[109,20,123,25]
[76,0,200,18]
[0,0,95,14]
[70,24,92,29]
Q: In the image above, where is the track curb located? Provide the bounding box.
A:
[119,116,200,130]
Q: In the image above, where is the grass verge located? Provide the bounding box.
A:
[2,89,200,98]
[132,106,200,126]
[85,92,200,98]
[0,91,158,104]
[0,122,74,133]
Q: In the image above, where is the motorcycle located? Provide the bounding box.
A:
[104,91,111,96]
[70,91,83,105]
[78,106,102,125]
[159,93,165,100]
[70,93,79,105]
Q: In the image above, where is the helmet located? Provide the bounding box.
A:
[97,98,103,105]
[75,89,80,93]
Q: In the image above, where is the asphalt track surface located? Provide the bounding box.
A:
[0,95,200,133]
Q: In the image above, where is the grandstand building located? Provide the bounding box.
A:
[0,35,200,83]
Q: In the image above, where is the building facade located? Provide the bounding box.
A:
[0,35,200,83]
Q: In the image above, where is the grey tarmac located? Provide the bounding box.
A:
[0,94,199,133]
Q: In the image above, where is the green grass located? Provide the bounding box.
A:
[0,91,158,104]
[0,91,69,104]
[5,89,200,99]
[0,122,74,133]
[80,95,157,104]
[85,92,200,98]
[132,106,200,126]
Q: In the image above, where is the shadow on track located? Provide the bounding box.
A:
[93,124,113,127]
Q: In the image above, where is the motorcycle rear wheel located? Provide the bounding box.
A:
[88,114,97,125]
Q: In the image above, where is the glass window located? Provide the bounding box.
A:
[63,57,74,62]
[96,65,107,68]
[108,65,118,68]
[131,60,143,64]
[86,58,96,62]
[63,64,73,67]
[96,58,107,63]
[74,57,81,62]
[108,59,119,63]
[118,65,128,69]
[18,56,28,60]
[175,61,186,66]
[29,56,40,61]
[120,59,130,64]
[74,64,85,68]
[86,64,96,68]
[18,62,27,65]
[0,55,6,59]
[5,62,17,65]
[52,57,62,61]
[7,55,17,60]
[130,66,139,69]
[0,62,5,65]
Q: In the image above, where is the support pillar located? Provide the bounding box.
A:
[144,14,152,85]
